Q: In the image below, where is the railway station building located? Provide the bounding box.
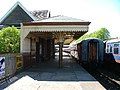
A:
[0,1,91,68]
[21,16,90,68]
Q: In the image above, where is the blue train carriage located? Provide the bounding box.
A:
[77,38,104,66]
[105,38,120,64]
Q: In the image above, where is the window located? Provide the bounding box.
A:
[110,46,112,53]
[106,44,109,53]
[106,44,112,53]
[114,48,119,54]
[114,43,119,47]
[113,43,119,54]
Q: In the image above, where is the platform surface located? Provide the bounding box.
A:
[1,54,105,90]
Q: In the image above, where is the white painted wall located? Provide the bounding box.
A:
[20,25,89,53]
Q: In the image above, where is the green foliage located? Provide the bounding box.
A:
[0,26,20,53]
[77,28,110,43]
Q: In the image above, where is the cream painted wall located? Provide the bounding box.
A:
[20,25,89,53]
[21,38,30,53]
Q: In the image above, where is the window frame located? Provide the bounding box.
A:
[113,43,119,54]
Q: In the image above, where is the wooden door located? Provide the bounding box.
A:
[88,42,98,62]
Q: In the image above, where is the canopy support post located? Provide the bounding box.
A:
[58,32,64,68]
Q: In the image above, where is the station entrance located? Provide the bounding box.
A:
[22,32,84,68]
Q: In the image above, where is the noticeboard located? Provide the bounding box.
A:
[16,56,23,70]
[0,57,5,77]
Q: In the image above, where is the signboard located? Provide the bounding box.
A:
[16,55,23,70]
[0,57,5,77]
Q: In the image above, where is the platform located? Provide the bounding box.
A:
[1,53,105,90]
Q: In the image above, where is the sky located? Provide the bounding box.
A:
[0,0,120,38]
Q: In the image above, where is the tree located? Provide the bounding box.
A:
[93,28,110,40]
[0,26,20,53]
[77,28,110,43]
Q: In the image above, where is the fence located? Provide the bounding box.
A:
[0,53,23,80]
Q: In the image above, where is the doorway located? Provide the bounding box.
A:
[88,41,98,63]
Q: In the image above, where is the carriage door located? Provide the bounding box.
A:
[88,41,98,63]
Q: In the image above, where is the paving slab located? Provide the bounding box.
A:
[1,55,105,90]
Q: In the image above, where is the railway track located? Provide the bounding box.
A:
[83,65,120,90]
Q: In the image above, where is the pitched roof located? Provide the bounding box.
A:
[0,1,37,23]
[34,15,88,22]
[23,15,90,26]
[0,1,50,25]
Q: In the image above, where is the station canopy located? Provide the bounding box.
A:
[21,15,91,40]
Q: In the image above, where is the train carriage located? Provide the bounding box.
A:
[104,38,120,73]
[105,39,120,63]
[77,38,104,66]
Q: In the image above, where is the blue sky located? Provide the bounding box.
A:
[0,0,120,37]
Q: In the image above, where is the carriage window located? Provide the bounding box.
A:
[110,46,112,53]
[106,48,109,53]
[113,43,119,54]
[114,48,119,54]
[114,43,119,47]
[107,45,109,53]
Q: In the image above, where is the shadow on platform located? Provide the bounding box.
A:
[1,53,98,89]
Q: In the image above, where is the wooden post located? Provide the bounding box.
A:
[52,39,55,59]
[59,42,63,68]
[58,33,64,68]
[44,38,47,61]
[30,37,32,66]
